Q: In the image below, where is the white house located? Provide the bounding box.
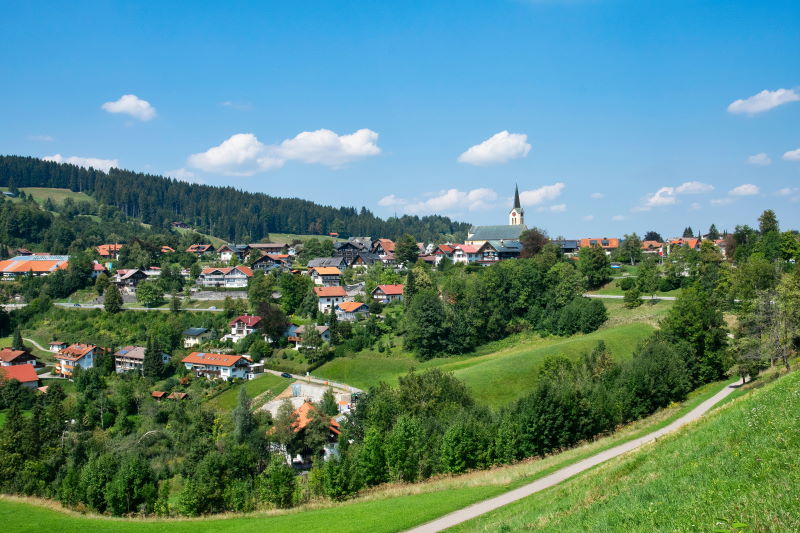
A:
[48,341,67,353]
[452,245,481,264]
[371,284,404,304]
[55,343,103,378]
[197,265,253,288]
[182,327,212,348]
[182,352,250,380]
[224,314,263,342]
[335,301,369,321]
[287,325,331,348]
[314,286,348,313]
[309,266,342,286]
[218,244,251,262]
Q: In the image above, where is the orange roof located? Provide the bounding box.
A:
[641,240,663,249]
[311,266,342,275]
[337,301,367,312]
[0,364,39,384]
[182,352,247,367]
[0,348,28,363]
[161,246,175,253]
[314,286,347,298]
[200,265,253,276]
[151,391,167,398]
[0,259,69,273]
[374,284,404,295]
[96,244,123,256]
[57,343,99,361]
[186,244,213,253]
[375,239,396,253]
[455,244,480,253]
[579,238,620,249]
[291,401,341,434]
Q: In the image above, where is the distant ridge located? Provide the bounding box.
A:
[0,155,469,243]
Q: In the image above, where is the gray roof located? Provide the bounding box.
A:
[307,257,347,268]
[183,327,209,336]
[468,225,527,241]
[486,240,523,253]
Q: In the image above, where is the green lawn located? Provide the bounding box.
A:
[452,370,800,533]
[266,233,344,244]
[589,279,682,297]
[205,373,288,411]
[0,335,51,360]
[0,377,737,532]
[316,322,656,408]
[1,186,95,207]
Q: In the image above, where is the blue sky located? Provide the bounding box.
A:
[1,0,799,238]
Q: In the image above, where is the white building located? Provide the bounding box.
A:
[181,352,250,380]
[314,286,348,313]
[197,265,253,288]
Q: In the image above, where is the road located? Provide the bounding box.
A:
[22,337,48,351]
[405,380,739,533]
[53,302,225,312]
[263,368,364,394]
[584,293,677,301]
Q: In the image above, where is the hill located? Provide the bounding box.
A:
[452,370,800,532]
[0,155,470,242]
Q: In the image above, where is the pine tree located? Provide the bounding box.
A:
[11,328,24,350]
[328,308,339,345]
[232,387,255,444]
[142,336,164,378]
[104,283,123,313]
[170,293,181,313]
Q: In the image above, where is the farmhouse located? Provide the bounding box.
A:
[0,348,39,367]
[372,284,404,303]
[333,240,368,264]
[197,265,253,288]
[372,238,395,257]
[182,352,250,380]
[348,251,381,268]
[113,345,171,374]
[0,364,40,389]
[314,286,347,313]
[113,268,147,291]
[251,253,291,272]
[335,301,369,321]
[55,343,104,378]
[182,327,212,348]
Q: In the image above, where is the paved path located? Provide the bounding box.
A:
[263,368,364,394]
[22,337,48,351]
[584,293,678,301]
[405,380,739,533]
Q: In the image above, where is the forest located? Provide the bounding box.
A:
[0,156,470,242]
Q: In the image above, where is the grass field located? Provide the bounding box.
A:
[0,378,736,532]
[588,279,682,298]
[266,233,344,244]
[453,370,800,532]
[316,321,656,408]
[205,373,288,411]
[1,187,95,207]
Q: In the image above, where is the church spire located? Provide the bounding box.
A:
[513,184,521,209]
[509,184,524,226]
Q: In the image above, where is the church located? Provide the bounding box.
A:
[464,185,528,246]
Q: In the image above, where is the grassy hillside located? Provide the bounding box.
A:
[205,373,288,411]
[316,300,671,408]
[0,378,734,533]
[1,186,95,206]
[453,370,800,532]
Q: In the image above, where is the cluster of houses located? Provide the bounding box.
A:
[0,346,43,389]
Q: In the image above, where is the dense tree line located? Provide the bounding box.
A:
[0,156,469,242]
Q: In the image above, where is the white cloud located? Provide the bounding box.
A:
[711,197,735,206]
[675,181,714,194]
[519,182,565,206]
[43,154,118,172]
[783,148,800,161]
[729,183,760,196]
[537,203,566,213]
[582,215,594,221]
[590,192,604,199]
[689,202,702,210]
[611,215,627,221]
[747,152,772,166]
[778,187,799,196]
[636,181,714,210]
[188,129,380,175]
[101,94,157,121]
[276,128,380,166]
[220,101,253,111]
[457,131,531,166]
[727,88,800,115]
[378,194,406,207]
[405,188,498,213]
[27,135,54,142]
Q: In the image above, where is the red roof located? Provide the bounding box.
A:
[182,352,247,367]
[375,284,404,295]
[92,262,107,271]
[0,259,69,273]
[579,238,620,249]
[161,246,176,253]
[186,244,214,253]
[436,244,455,254]
[291,401,341,434]
[374,238,396,253]
[314,286,347,298]
[455,244,480,254]
[96,244,123,256]
[151,391,167,398]
[0,364,39,384]
[0,348,28,363]
[229,314,262,327]
[57,343,99,361]
[337,301,368,312]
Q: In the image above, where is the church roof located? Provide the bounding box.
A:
[468,224,527,241]
[514,184,521,209]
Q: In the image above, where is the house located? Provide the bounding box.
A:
[291,401,341,461]
[579,238,620,254]
[641,240,664,256]
[349,251,381,268]
[226,314,262,342]
[49,341,67,352]
[91,262,108,278]
[335,301,369,321]
[372,284,404,303]
[287,325,331,348]
[477,240,523,264]
[309,266,342,286]
[168,391,189,400]
[0,255,70,280]
[197,265,253,288]
[14,248,33,256]
[113,345,171,374]
[218,244,251,262]
[314,286,348,313]
[372,238,396,257]
[96,244,123,259]
[249,243,289,255]
[186,244,215,256]
[151,391,167,400]
[307,257,347,270]
[170,221,189,229]
[552,239,580,255]
[182,327,212,348]
[55,343,103,378]
[251,253,291,272]
[432,244,456,264]
[667,238,701,252]
[113,268,147,291]
[452,244,481,264]
[0,348,39,367]
[182,352,250,380]
[161,245,176,253]
[333,240,367,264]
[0,364,40,389]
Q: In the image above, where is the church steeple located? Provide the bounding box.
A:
[509,184,524,226]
